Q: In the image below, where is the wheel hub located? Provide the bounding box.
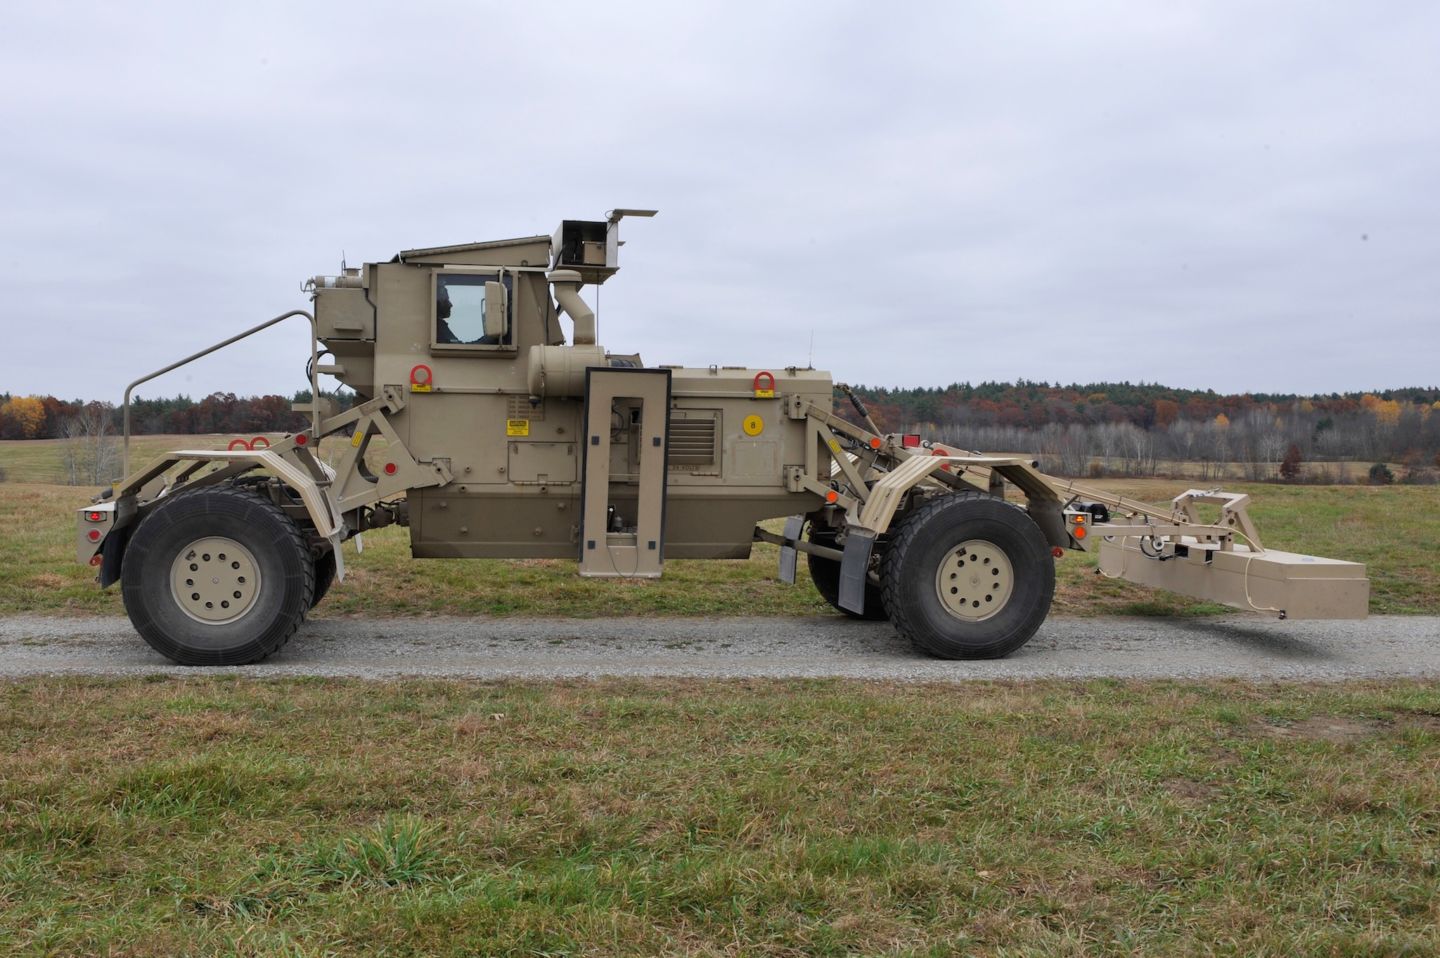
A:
[170,536,261,624]
[935,539,1014,621]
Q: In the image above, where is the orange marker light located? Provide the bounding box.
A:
[825,490,838,503]
[869,437,881,449]
[1074,526,1087,540]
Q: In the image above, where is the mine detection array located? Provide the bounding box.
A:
[77,211,1369,665]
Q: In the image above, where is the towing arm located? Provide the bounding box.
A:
[766,398,1368,621]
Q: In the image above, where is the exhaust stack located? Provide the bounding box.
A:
[548,269,595,345]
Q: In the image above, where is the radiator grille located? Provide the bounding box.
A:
[668,416,718,468]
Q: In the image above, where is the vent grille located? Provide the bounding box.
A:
[508,395,543,420]
[668,416,717,467]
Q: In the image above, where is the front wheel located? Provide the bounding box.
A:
[121,486,315,665]
[882,491,1054,659]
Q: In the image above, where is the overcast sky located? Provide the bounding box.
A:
[2,1,1435,403]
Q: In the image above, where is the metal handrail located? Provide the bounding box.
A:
[121,309,317,478]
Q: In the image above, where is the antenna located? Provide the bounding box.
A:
[808,330,814,370]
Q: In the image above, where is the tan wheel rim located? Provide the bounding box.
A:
[170,537,261,625]
[936,539,1014,621]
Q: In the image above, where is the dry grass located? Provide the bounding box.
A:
[0,434,250,486]
[1,677,1438,955]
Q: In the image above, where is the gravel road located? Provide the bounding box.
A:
[1,614,1437,681]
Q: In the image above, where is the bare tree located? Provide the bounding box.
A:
[1237,408,1285,481]
[1168,419,1198,475]
[61,402,117,486]
[1095,422,1122,473]
[1122,422,1158,476]
[1036,423,1093,477]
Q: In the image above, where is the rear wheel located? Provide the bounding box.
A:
[121,486,314,665]
[807,526,889,621]
[882,491,1053,659]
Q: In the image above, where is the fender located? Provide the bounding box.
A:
[91,449,347,589]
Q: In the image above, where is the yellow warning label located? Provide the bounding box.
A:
[350,430,364,448]
[828,439,842,454]
[753,388,775,399]
[506,419,530,437]
[743,414,764,436]
[410,383,432,393]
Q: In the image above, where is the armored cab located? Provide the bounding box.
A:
[311,211,831,571]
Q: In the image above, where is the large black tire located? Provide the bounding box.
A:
[311,548,336,609]
[120,485,315,665]
[882,491,1054,659]
[807,526,889,621]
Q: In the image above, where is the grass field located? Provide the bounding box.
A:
[0,436,252,486]
[1,472,1436,619]
[3,438,1437,955]
[1,677,1438,955]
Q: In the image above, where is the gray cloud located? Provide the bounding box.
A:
[2,1,1436,402]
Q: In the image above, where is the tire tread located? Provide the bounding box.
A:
[882,490,1053,659]
[122,484,314,665]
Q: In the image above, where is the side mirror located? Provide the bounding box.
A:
[483,281,508,340]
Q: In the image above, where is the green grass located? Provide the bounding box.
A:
[1,677,1439,955]
[2,476,1436,618]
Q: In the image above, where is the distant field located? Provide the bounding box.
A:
[2,472,1433,618]
[1079,457,1389,483]
[2,677,1438,955]
[0,435,287,486]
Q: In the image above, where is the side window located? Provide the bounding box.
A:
[434,272,513,350]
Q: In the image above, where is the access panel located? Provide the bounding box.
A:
[579,368,671,577]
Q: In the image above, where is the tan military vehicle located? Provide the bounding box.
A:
[76,211,1369,665]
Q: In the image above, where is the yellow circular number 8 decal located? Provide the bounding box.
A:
[742,414,764,436]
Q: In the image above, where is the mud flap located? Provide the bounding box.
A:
[838,530,876,615]
[330,531,346,583]
[98,526,129,589]
[777,516,804,584]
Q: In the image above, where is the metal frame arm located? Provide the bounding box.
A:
[121,309,317,477]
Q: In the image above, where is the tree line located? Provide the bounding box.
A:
[0,391,351,442]
[847,381,1440,483]
[0,391,353,485]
